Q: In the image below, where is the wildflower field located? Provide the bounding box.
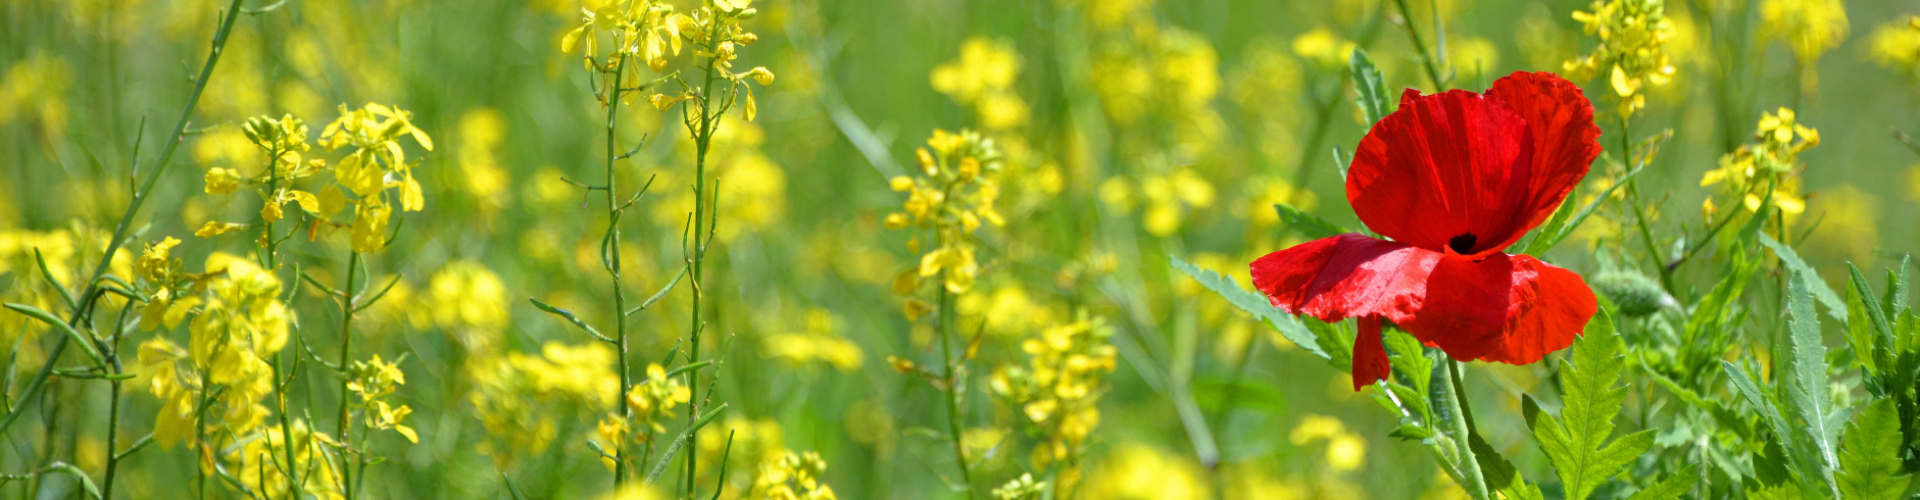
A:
[6,0,1920,498]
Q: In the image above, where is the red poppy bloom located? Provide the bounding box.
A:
[1250,72,1600,391]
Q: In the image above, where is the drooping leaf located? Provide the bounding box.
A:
[1349,49,1393,126]
[1836,400,1910,500]
[1170,256,1328,359]
[1528,313,1654,500]
[1624,464,1700,500]
[1760,233,1848,326]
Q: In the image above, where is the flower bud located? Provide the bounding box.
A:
[1590,270,1675,317]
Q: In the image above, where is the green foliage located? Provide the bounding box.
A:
[1526,310,1653,500]
[1783,270,1842,496]
[1836,400,1909,500]
[1169,256,1327,359]
[1350,48,1392,126]
[1760,233,1848,325]
[1272,203,1351,240]
[1625,464,1699,500]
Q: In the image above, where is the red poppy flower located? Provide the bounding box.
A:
[1250,72,1601,391]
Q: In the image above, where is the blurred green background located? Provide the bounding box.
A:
[1,0,1916,498]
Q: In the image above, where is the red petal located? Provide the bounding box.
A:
[1480,255,1597,364]
[1346,89,1538,256]
[1352,316,1390,391]
[1485,72,1602,238]
[1250,234,1440,326]
[1401,254,1515,361]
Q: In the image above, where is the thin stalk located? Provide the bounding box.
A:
[1390,0,1448,92]
[1442,359,1490,499]
[604,52,635,487]
[938,284,974,496]
[336,252,360,500]
[99,304,130,499]
[684,14,727,494]
[0,0,249,437]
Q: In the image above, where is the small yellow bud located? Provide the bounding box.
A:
[205,168,241,195]
[889,176,914,192]
[884,212,910,229]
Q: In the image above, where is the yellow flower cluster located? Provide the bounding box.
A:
[991,473,1045,500]
[468,341,619,466]
[140,252,292,449]
[1759,0,1849,65]
[0,51,71,142]
[989,317,1117,475]
[416,259,511,350]
[1869,16,1920,78]
[231,418,345,500]
[762,308,864,372]
[1098,167,1216,237]
[456,108,513,217]
[748,451,837,500]
[650,117,787,242]
[1288,414,1368,472]
[639,0,776,121]
[1078,444,1210,500]
[195,104,431,255]
[887,129,1005,310]
[321,103,433,252]
[931,37,1030,131]
[624,363,693,435]
[560,0,687,75]
[348,354,418,442]
[1701,108,1819,218]
[1566,0,1678,117]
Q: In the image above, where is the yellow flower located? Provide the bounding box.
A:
[204,168,241,195]
[136,237,182,283]
[1566,0,1678,117]
[1869,16,1920,77]
[350,202,391,253]
[194,221,247,238]
[1079,444,1211,500]
[1759,0,1848,64]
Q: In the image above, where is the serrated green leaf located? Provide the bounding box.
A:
[1349,49,1392,126]
[1271,203,1351,240]
[1726,360,1828,499]
[1304,317,1353,372]
[1625,464,1699,500]
[1848,276,1885,373]
[1528,319,1652,500]
[1170,256,1328,359]
[1760,233,1848,326]
[1837,400,1910,500]
[1850,264,1898,370]
[1784,272,1841,490]
[1471,430,1518,492]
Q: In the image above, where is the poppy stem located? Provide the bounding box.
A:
[1441,359,1491,499]
[1391,0,1449,92]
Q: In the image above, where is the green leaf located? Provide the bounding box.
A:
[1850,264,1898,371]
[1349,49,1393,126]
[1726,360,1827,498]
[1170,256,1327,359]
[1760,233,1848,326]
[1783,271,1841,488]
[1271,203,1351,240]
[43,462,103,500]
[1685,248,1761,346]
[1624,464,1699,500]
[1527,316,1653,500]
[2,303,104,368]
[1836,400,1910,500]
[527,297,612,343]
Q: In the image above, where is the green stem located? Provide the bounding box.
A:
[337,252,360,500]
[1391,0,1448,92]
[938,283,974,497]
[605,53,635,488]
[0,0,249,437]
[684,16,727,495]
[1443,359,1490,499]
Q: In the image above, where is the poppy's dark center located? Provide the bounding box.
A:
[1448,233,1478,254]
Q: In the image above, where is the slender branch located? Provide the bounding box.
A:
[0,0,251,437]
